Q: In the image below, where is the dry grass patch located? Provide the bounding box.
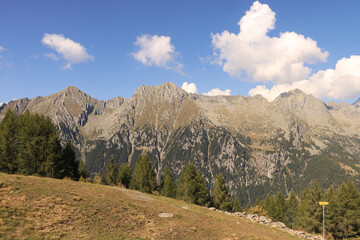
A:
[0,173,299,240]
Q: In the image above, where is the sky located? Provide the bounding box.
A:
[1,0,360,105]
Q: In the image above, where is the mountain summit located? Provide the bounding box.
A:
[1,83,359,203]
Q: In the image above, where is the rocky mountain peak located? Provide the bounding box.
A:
[272,88,337,128]
[273,89,325,111]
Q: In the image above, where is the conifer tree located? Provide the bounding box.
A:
[245,202,251,211]
[103,156,118,185]
[62,140,79,180]
[331,181,360,239]
[129,154,157,193]
[0,110,18,173]
[78,159,88,180]
[118,163,132,188]
[16,112,63,177]
[297,180,323,233]
[44,134,63,178]
[232,197,242,212]
[177,163,210,206]
[213,173,233,211]
[285,191,298,229]
[324,186,336,237]
[263,194,275,217]
[160,166,177,198]
[273,191,287,222]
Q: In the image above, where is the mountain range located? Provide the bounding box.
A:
[1,82,359,205]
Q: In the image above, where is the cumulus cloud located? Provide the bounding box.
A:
[204,88,231,96]
[211,1,328,84]
[181,82,198,93]
[133,34,183,73]
[42,33,94,69]
[250,55,360,101]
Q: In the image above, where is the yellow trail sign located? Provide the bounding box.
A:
[319,202,329,205]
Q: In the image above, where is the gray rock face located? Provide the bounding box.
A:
[1,82,360,203]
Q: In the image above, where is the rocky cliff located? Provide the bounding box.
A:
[1,82,359,205]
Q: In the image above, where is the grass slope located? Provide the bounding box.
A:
[0,173,299,240]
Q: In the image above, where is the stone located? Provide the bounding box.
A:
[159,213,174,218]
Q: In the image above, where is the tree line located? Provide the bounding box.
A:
[102,153,242,212]
[0,110,82,180]
[245,180,360,239]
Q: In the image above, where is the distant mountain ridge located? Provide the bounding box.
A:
[1,82,360,205]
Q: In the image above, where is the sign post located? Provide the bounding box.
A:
[319,202,329,240]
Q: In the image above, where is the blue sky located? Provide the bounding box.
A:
[1,0,360,104]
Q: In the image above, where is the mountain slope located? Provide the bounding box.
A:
[1,83,359,205]
[0,173,299,240]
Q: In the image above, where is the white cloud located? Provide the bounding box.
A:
[42,33,94,69]
[211,1,328,84]
[249,55,360,101]
[181,82,198,93]
[62,62,72,70]
[204,88,231,96]
[0,46,5,52]
[133,34,183,73]
[44,53,59,61]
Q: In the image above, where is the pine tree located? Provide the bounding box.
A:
[245,202,251,211]
[62,140,79,180]
[285,191,299,229]
[331,181,360,239]
[194,169,211,206]
[129,154,157,193]
[297,180,323,233]
[213,173,233,211]
[160,166,177,198]
[263,194,275,217]
[78,159,88,180]
[44,134,63,178]
[0,110,18,173]
[118,163,132,188]
[103,156,118,185]
[324,186,336,237]
[272,191,287,222]
[17,112,63,176]
[177,163,210,206]
[232,197,242,212]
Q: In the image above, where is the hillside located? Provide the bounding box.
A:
[0,173,300,240]
[1,83,360,205]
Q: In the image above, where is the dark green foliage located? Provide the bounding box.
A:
[232,197,242,212]
[297,180,323,233]
[160,166,177,198]
[330,181,360,239]
[103,156,118,185]
[259,181,360,239]
[177,163,210,206]
[0,110,18,173]
[213,173,233,211]
[130,154,157,193]
[78,159,88,179]
[118,163,132,188]
[0,110,80,179]
[62,140,79,180]
[284,191,298,229]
